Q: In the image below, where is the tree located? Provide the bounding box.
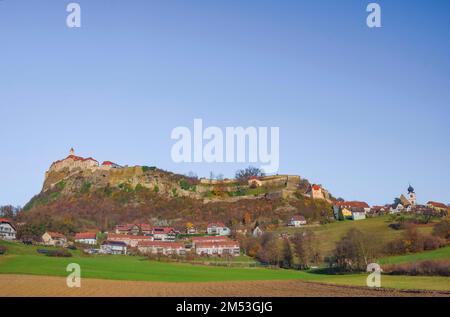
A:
[235,166,265,184]
[281,239,293,268]
[433,220,450,239]
[292,230,320,269]
[256,233,280,266]
[331,228,380,272]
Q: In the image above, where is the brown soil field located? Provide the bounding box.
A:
[0,274,449,297]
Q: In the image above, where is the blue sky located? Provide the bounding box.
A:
[0,0,449,206]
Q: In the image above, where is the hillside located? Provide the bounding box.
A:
[19,151,334,235]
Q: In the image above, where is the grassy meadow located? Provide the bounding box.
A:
[0,239,449,291]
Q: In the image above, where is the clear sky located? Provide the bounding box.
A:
[0,0,449,207]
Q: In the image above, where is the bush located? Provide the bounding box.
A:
[383,260,450,277]
[423,236,445,251]
[0,245,7,255]
[384,239,407,255]
[45,249,72,257]
[433,220,450,239]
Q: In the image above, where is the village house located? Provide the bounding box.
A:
[206,222,231,236]
[115,223,153,235]
[137,241,186,256]
[334,201,370,213]
[390,204,405,214]
[42,232,67,247]
[0,218,16,240]
[74,232,97,245]
[100,240,127,255]
[248,176,263,188]
[191,236,230,248]
[351,210,366,220]
[289,215,306,227]
[195,240,240,257]
[107,233,152,247]
[99,161,122,170]
[427,201,448,213]
[152,227,177,241]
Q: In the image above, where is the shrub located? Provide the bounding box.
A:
[433,220,450,239]
[383,260,450,277]
[384,239,407,255]
[423,236,445,251]
[45,249,72,257]
[0,245,7,255]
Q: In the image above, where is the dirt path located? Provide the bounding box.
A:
[0,274,448,297]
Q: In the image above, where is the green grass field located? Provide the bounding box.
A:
[378,245,450,265]
[278,215,435,255]
[0,240,449,291]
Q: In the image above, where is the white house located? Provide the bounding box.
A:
[100,240,127,255]
[206,222,231,236]
[0,218,16,240]
[290,215,306,227]
[74,232,97,245]
[351,211,366,221]
[390,204,404,214]
[137,241,186,256]
[195,240,240,257]
[152,227,177,241]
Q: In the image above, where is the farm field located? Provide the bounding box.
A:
[0,240,449,295]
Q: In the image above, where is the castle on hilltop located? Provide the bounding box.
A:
[47,148,122,174]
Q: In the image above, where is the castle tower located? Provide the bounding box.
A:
[69,147,74,156]
[407,184,416,206]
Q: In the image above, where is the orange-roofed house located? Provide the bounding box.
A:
[74,232,97,245]
[137,241,186,256]
[195,240,240,257]
[290,215,307,227]
[427,201,448,213]
[42,231,67,246]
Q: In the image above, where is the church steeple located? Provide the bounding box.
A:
[70,147,74,156]
[407,184,416,206]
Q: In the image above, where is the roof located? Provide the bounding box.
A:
[427,201,448,209]
[152,227,176,234]
[195,241,240,248]
[312,185,321,191]
[192,236,230,243]
[107,233,151,240]
[102,240,127,246]
[138,241,184,248]
[74,232,97,240]
[0,218,16,230]
[334,201,370,209]
[291,215,306,221]
[52,154,98,166]
[102,161,114,166]
[46,232,66,239]
[207,222,226,228]
[249,176,259,180]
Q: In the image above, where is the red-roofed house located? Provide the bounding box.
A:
[427,201,448,212]
[137,241,186,256]
[42,231,67,246]
[206,222,230,236]
[334,201,370,213]
[100,161,122,170]
[0,218,16,240]
[290,215,306,227]
[307,184,325,200]
[48,148,99,173]
[74,232,97,245]
[191,236,230,247]
[152,227,177,241]
[107,233,152,247]
[115,223,153,235]
[195,240,240,257]
[248,176,263,188]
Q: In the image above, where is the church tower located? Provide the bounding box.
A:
[407,184,416,206]
[69,147,74,156]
